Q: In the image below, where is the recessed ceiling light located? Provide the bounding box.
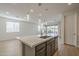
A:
[39,13,42,16]
[45,22,47,25]
[68,3,72,5]
[6,12,9,14]
[30,9,34,13]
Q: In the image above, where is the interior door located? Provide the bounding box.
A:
[64,15,75,46]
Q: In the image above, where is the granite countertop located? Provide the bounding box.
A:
[18,36,55,48]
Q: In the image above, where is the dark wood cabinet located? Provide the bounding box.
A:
[35,47,46,56]
[54,37,58,51]
[47,42,53,56]
[35,42,46,56]
[35,37,58,56]
[46,39,55,56]
[52,40,55,55]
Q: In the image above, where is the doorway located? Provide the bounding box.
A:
[64,15,76,46]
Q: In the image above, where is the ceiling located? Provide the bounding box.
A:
[0,3,79,24]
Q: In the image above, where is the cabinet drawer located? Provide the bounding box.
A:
[55,38,58,51]
[52,46,55,54]
[52,41,55,46]
[47,39,55,45]
[47,40,52,45]
[47,44,52,56]
[35,47,46,56]
[35,42,46,51]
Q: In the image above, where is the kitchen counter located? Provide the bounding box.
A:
[19,36,53,48]
[17,35,58,56]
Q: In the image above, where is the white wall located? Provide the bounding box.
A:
[58,14,64,44]
[58,14,64,51]
[0,17,38,41]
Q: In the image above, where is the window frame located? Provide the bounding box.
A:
[6,22,20,33]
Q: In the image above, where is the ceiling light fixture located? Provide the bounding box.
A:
[6,12,9,14]
[38,19,41,23]
[39,13,42,16]
[26,14,30,21]
[45,22,47,25]
[30,9,34,13]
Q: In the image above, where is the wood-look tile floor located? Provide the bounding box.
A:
[54,44,79,56]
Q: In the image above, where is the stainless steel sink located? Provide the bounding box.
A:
[40,36,50,39]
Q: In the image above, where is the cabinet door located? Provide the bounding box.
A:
[35,42,46,56]
[36,47,46,56]
[55,37,58,51]
[52,40,55,54]
[47,39,55,56]
[47,43,52,56]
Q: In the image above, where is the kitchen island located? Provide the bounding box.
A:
[19,36,58,56]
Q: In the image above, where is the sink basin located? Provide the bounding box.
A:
[40,36,51,39]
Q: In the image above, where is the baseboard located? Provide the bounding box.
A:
[64,43,75,47]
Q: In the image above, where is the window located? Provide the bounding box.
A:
[47,25,58,36]
[38,25,41,32]
[6,22,20,32]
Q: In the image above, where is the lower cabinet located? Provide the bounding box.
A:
[35,37,58,56]
[35,42,46,56]
[46,39,55,56]
[52,40,55,55]
[36,47,46,56]
[47,42,53,56]
[55,37,58,51]
[24,37,58,56]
